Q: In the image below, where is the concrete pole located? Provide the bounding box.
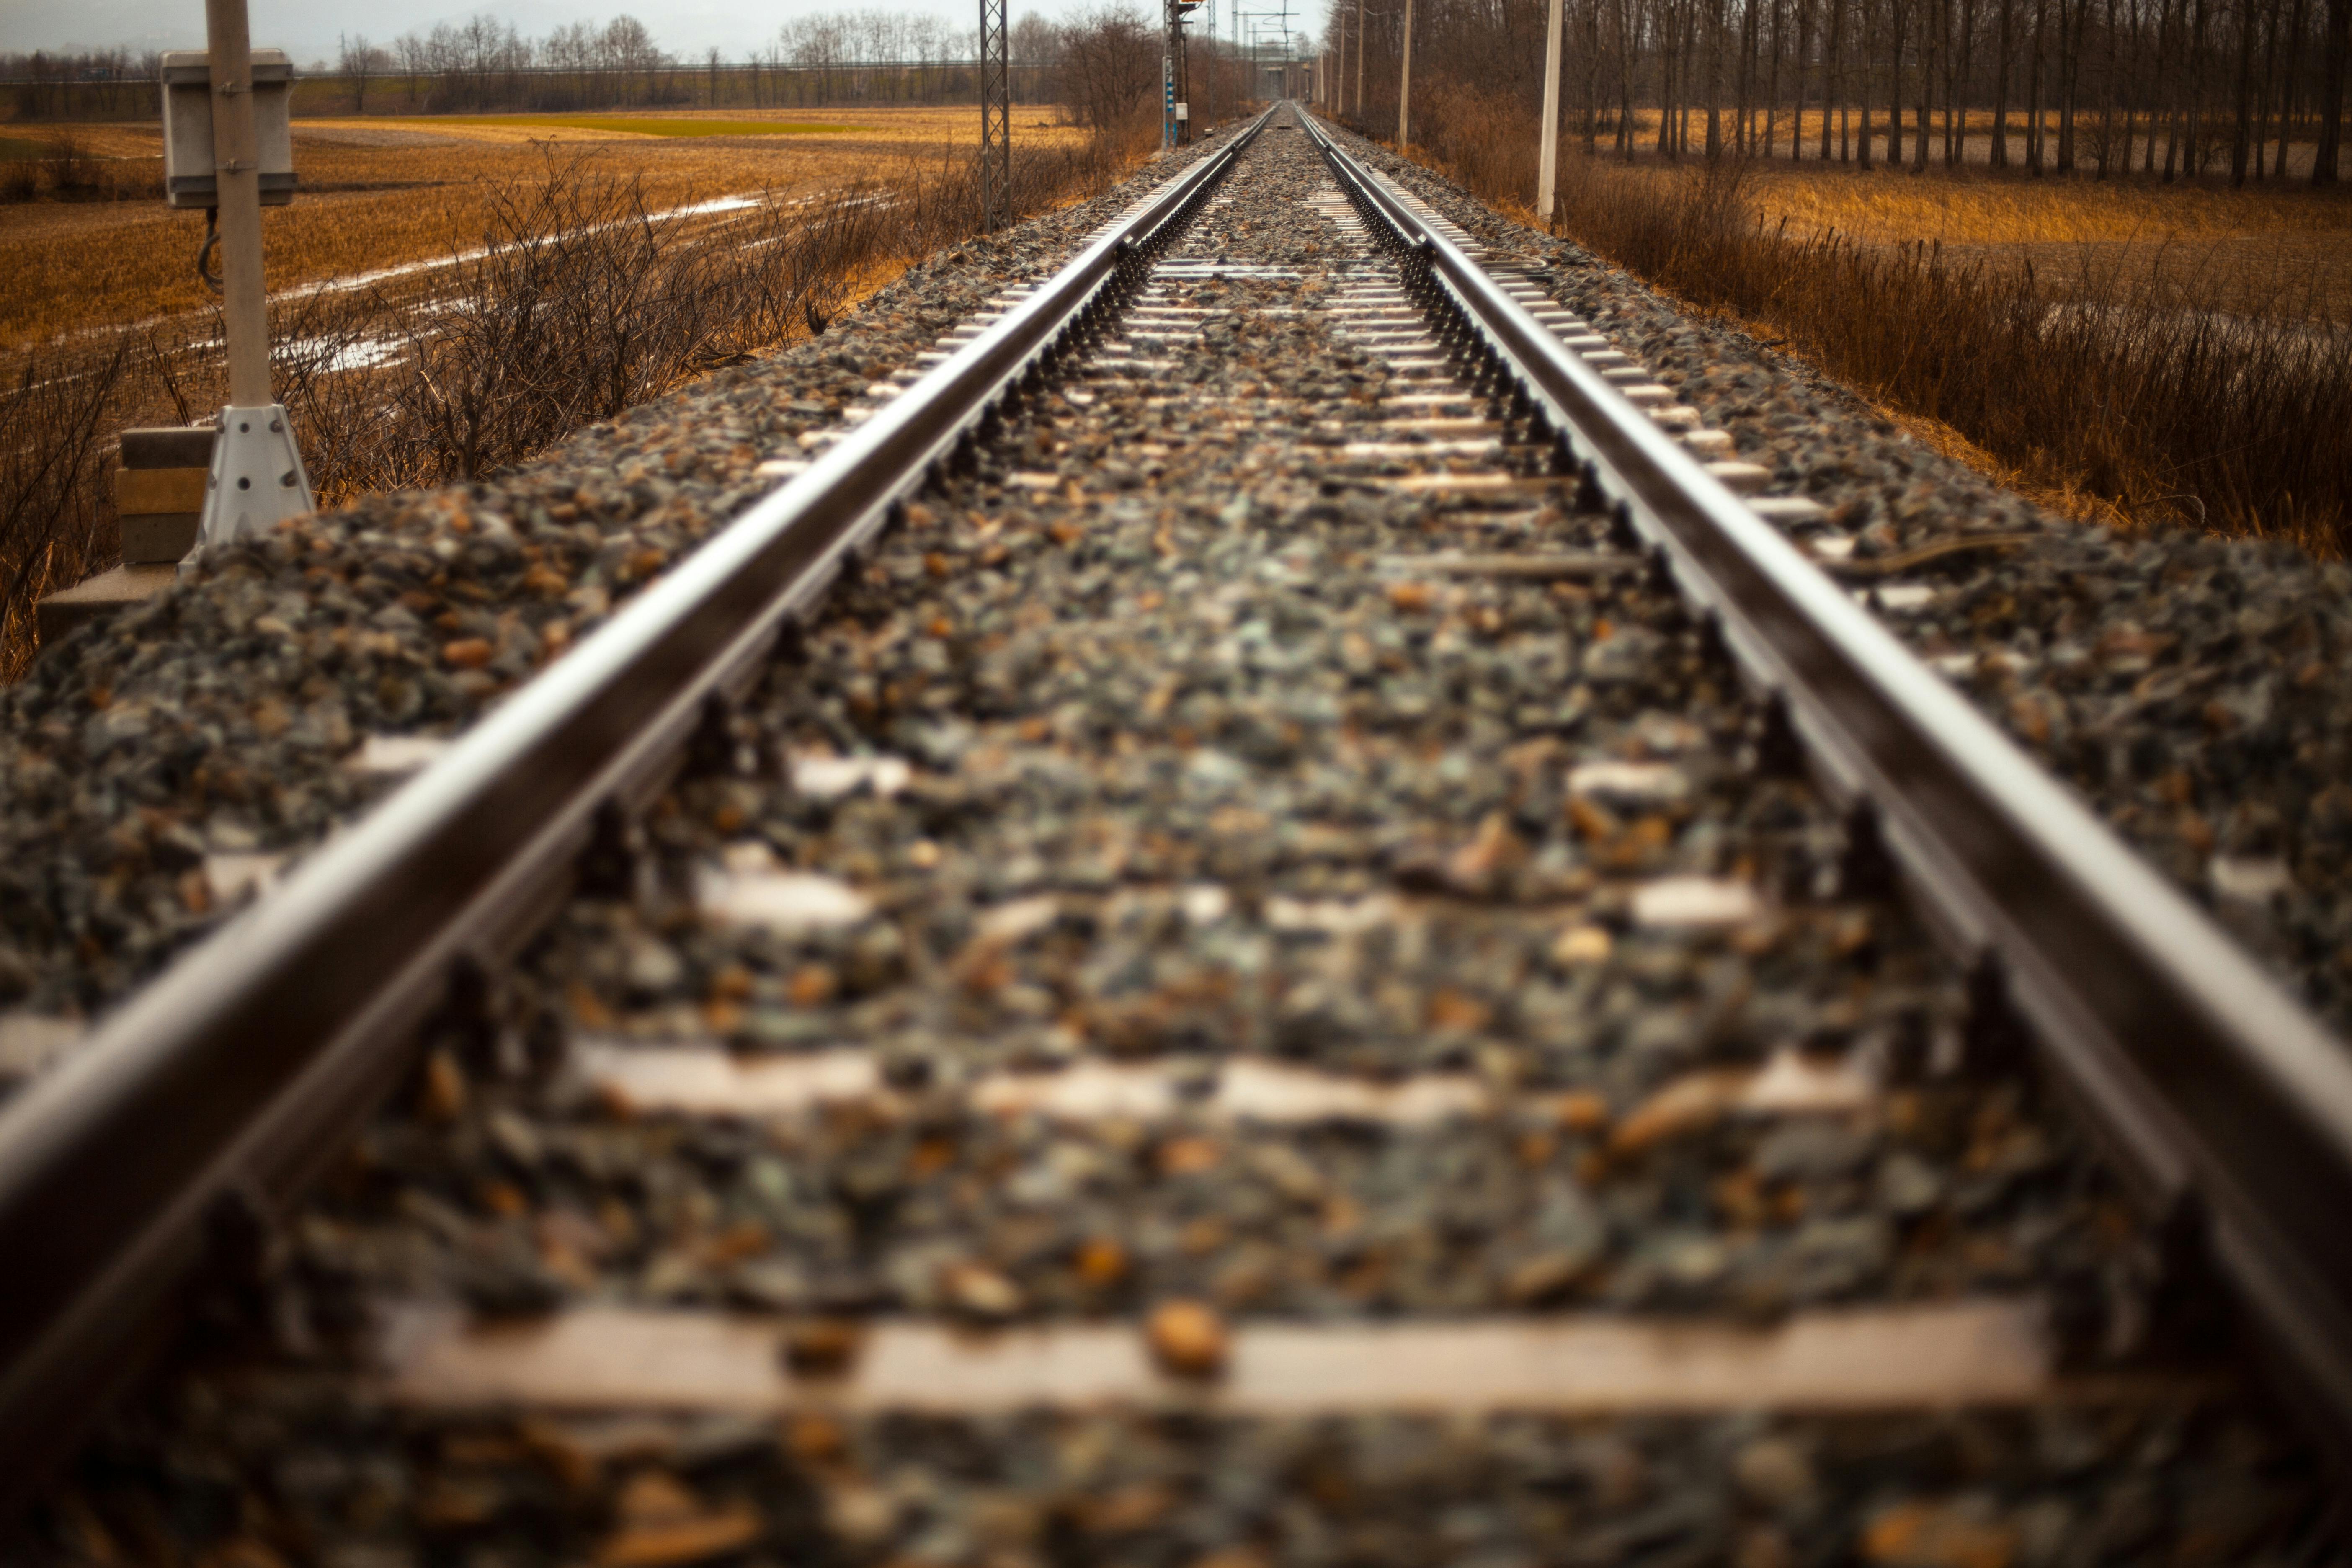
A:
[193,0,315,553]
[1537,0,1565,221]
[204,0,269,409]
[1398,0,1413,148]
[1355,0,1364,111]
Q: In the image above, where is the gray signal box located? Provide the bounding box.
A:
[160,49,295,209]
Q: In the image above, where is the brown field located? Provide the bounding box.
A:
[0,107,1093,350]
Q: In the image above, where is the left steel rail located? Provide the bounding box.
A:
[0,107,1273,1514]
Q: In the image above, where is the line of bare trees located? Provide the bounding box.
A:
[1,49,159,120]
[5,8,1129,120]
[343,11,1001,113]
[1326,0,2350,181]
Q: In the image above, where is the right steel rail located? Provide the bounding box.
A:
[1304,113,2352,1463]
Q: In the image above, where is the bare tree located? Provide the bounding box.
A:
[338,33,376,113]
[2320,0,2349,178]
[1058,3,1161,150]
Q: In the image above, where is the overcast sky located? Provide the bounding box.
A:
[0,0,1104,65]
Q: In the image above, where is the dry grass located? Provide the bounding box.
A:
[1731,160,2352,323]
[0,107,1097,350]
[1733,159,2352,245]
[1566,152,2352,549]
[280,155,904,495]
[1497,154,2352,325]
[0,340,124,664]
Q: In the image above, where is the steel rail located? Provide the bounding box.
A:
[0,106,1275,1514]
[1302,112,2352,1466]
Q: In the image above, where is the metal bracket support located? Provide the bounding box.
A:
[196,403,314,555]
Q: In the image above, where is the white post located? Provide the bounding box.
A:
[1354,0,1364,111]
[206,0,268,411]
[196,0,313,554]
[1537,0,1564,221]
[1397,0,1413,149]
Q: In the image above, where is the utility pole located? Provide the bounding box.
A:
[977,0,1011,227]
[1537,0,1565,219]
[193,0,310,551]
[1398,0,1414,147]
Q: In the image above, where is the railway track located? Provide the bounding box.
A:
[4,103,2348,1561]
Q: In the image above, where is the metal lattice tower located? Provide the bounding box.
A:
[977,0,1011,230]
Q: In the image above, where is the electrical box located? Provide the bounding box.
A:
[160,49,295,209]
[1175,102,1190,121]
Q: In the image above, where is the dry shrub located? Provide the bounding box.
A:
[0,132,145,206]
[0,157,37,206]
[1056,3,1164,163]
[288,154,856,491]
[1547,149,2352,549]
[1411,83,1541,214]
[0,343,126,668]
[48,134,101,199]
[283,142,1109,500]
[0,133,1131,677]
[883,139,1123,258]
